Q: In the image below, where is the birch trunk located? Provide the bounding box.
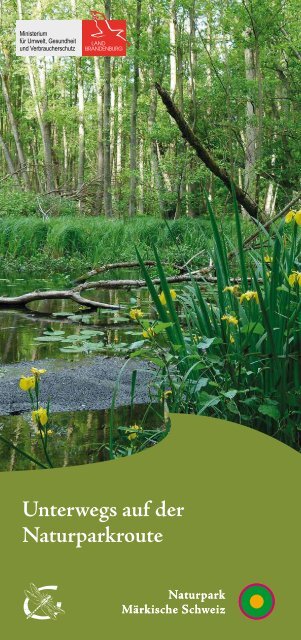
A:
[129,0,142,216]
[244,28,257,207]
[0,71,29,188]
[94,57,104,215]
[103,0,113,217]
[0,132,19,182]
[77,59,85,210]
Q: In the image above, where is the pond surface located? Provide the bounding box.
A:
[0,403,164,471]
[0,270,155,365]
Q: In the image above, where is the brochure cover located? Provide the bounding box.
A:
[0,1,300,637]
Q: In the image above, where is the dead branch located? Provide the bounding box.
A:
[74,260,159,284]
[0,290,120,310]
[155,83,259,220]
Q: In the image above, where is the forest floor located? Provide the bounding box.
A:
[0,356,154,416]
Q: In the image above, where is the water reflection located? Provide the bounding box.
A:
[0,404,163,471]
[0,271,154,364]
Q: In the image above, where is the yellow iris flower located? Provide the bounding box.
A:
[31,367,47,376]
[285,210,296,223]
[240,290,259,304]
[32,407,48,427]
[159,289,177,305]
[285,210,301,225]
[223,285,239,295]
[288,271,301,286]
[221,314,239,326]
[19,376,36,392]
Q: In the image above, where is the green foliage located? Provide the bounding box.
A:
[134,200,301,449]
[0,184,78,218]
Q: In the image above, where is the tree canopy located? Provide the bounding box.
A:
[0,0,300,218]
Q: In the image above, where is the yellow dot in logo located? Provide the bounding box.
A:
[250,594,264,609]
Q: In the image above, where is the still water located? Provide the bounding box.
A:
[0,403,164,471]
[0,271,165,470]
[0,271,153,365]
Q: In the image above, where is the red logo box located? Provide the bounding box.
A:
[82,19,128,57]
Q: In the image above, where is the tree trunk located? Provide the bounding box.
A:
[129,0,142,216]
[244,28,257,209]
[188,1,199,217]
[0,71,29,188]
[77,59,85,210]
[94,57,104,215]
[155,83,259,219]
[103,0,113,217]
[0,132,19,182]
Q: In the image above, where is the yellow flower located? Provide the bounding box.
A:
[230,335,235,344]
[264,255,273,263]
[163,390,172,398]
[158,289,177,305]
[126,424,142,441]
[142,327,155,339]
[32,407,48,427]
[41,429,53,437]
[295,211,301,226]
[223,285,239,295]
[31,367,47,376]
[285,210,296,223]
[240,290,259,304]
[288,271,301,286]
[19,376,36,392]
[221,314,239,326]
[129,308,144,321]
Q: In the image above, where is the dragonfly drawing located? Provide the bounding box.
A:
[90,10,131,45]
[24,583,65,620]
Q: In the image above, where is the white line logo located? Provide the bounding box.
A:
[23,583,65,620]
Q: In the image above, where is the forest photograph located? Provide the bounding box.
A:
[0,0,300,470]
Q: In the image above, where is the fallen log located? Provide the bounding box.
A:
[74,260,159,283]
[0,290,120,310]
[0,273,263,311]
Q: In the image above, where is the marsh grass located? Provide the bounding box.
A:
[0,215,253,273]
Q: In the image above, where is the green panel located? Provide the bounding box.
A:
[0,414,300,638]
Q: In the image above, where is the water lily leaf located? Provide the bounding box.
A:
[79,330,105,336]
[84,342,104,351]
[34,336,63,342]
[59,346,88,353]
[43,330,65,336]
[52,311,71,317]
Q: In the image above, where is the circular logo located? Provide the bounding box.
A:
[238,583,275,620]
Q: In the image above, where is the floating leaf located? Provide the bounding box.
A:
[43,330,65,336]
[34,336,63,342]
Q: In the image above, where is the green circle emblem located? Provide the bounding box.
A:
[238,583,275,620]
